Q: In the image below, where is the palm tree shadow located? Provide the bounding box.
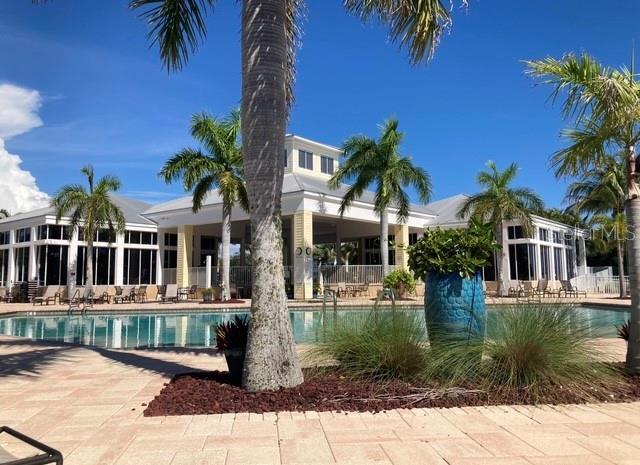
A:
[89,347,212,377]
[0,341,75,378]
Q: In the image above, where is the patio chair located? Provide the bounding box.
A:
[32,286,59,306]
[155,285,167,301]
[135,285,148,303]
[93,285,110,304]
[113,286,130,304]
[533,279,550,297]
[0,287,11,303]
[161,284,178,303]
[559,280,587,298]
[187,284,198,300]
[0,426,62,465]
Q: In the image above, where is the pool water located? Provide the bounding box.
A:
[0,305,629,350]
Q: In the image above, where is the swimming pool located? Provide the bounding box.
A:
[0,305,629,350]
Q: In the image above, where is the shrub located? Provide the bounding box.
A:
[307,311,428,382]
[214,315,249,352]
[408,219,498,279]
[483,305,616,396]
[617,319,630,341]
[383,269,417,295]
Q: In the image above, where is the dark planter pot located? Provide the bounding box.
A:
[223,348,246,384]
[425,271,486,345]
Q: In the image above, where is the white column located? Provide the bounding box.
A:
[7,243,15,288]
[205,255,212,288]
[293,211,313,300]
[334,230,341,266]
[115,231,125,285]
[577,235,587,276]
[28,226,37,281]
[67,229,79,297]
[156,230,164,286]
[112,318,122,349]
[535,243,543,280]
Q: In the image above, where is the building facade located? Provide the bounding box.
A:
[0,135,586,299]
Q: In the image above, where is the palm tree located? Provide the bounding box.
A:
[565,153,627,297]
[160,110,248,301]
[51,166,125,296]
[329,119,432,276]
[130,0,466,391]
[589,213,627,296]
[0,209,9,219]
[458,161,544,297]
[526,53,640,372]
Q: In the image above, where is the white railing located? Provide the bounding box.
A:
[317,265,395,284]
[172,264,392,287]
[571,274,630,295]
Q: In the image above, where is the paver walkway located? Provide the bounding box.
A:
[1,336,639,465]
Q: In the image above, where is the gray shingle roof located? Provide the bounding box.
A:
[143,172,438,216]
[0,195,154,226]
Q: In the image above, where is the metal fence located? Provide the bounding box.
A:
[316,265,396,284]
[571,274,630,295]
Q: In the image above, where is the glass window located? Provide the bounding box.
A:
[553,247,564,280]
[76,246,116,285]
[123,248,157,285]
[37,244,68,286]
[0,231,9,245]
[566,248,576,279]
[409,233,419,246]
[164,233,178,247]
[97,229,116,243]
[37,225,47,240]
[298,150,313,170]
[553,231,564,244]
[284,149,288,167]
[482,253,497,281]
[164,249,177,269]
[126,231,141,244]
[320,155,334,175]
[0,250,8,286]
[538,228,549,242]
[14,247,29,282]
[540,245,551,280]
[509,243,537,280]
[15,228,31,243]
[363,235,395,266]
[507,226,524,240]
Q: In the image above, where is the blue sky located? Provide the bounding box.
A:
[0,0,638,211]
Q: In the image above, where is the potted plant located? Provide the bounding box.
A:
[202,288,215,303]
[214,315,249,383]
[313,282,322,299]
[383,268,416,299]
[407,219,498,346]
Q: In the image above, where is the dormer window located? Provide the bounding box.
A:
[298,150,313,170]
[321,155,334,175]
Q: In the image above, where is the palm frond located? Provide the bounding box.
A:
[130,0,216,71]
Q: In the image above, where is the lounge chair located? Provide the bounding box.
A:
[161,284,178,303]
[134,285,147,303]
[559,280,587,298]
[89,285,109,304]
[155,285,167,301]
[533,279,550,297]
[0,287,11,303]
[113,286,130,304]
[32,286,59,306]
[0,426,62,465]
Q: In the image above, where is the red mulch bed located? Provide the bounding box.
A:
[143,369,640,416]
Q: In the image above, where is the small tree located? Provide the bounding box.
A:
[330,119,431,277]
[457,162,543,296]
[51,166,125,295]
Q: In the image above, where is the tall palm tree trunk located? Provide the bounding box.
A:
[240,0,303,391]
[85,239,94,298]
[221,202,231,301]
[617,240,626,299]
[625,144,640,372]
[495,222,509,297]
[380,210,389,277]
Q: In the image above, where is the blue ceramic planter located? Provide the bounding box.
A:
[424,271,486,343]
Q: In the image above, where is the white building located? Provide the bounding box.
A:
[0,135,586,299]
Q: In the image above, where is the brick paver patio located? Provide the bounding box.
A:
[1,336,639,465]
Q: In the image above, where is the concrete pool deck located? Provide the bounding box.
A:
[0,336,638,465]
[0,295,631,317]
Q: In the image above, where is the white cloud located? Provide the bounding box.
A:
[0,83,49,214]
[0,84,43,138]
